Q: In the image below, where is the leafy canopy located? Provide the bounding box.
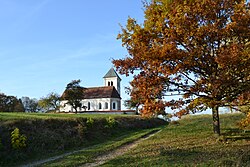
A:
[0,93,24,112]
[113,0,250,117]
[62,80,85,113]
[38,92,61,112]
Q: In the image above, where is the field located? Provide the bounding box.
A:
[1,112,250,166]
[43,113,250,166]
[0,112,133,120]
[103,113,250,166]
[0,112,166,167]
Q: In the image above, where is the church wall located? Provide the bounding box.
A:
[82,98,111,111]
[110,98,121,110]
[60,100,73,112]
[60,98,121,112]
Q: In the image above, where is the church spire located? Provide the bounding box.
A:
[103,68,121,95]
[103,68,121,81]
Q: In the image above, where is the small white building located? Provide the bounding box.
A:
[60,68,122,112]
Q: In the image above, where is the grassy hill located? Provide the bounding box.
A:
[1,113,249,166]
[0,112,166,167]
[103,113,250,166]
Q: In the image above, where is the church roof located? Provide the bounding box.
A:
[103,68,121,80]
[62,86,121,100]
[84,86,121,99]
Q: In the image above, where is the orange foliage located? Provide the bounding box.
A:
[113,0,250,118]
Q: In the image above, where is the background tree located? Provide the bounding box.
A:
[14,99,25,112]
[38,92,61,112]
[21,97,40,112]
[124,86,144,115]
[0,93,8,112]
[124,99,140,114]
[113,0,250,135]
[0,93,24,112]
[62,80,84,113]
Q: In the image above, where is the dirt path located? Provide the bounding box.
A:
[20,148,89,167]
[21,129,161,167]
[81,129,161,167]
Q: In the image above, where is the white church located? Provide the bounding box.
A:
[60,68,122,112]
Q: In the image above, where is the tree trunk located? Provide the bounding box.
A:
[73,107,78,114]
[212,105,220,135]
[135,106,139,115]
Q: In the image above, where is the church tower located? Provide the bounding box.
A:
[103,68,121,95]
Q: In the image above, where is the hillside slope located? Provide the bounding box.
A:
[0,113,166,167]
[103,113,250,166]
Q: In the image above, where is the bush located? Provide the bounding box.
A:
[86,117,94,128]
[11,128,27,150]
[105,117,116,128]
[77,123,87,138]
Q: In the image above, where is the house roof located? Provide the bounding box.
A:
[62,86,121,100]
[103,68,121,81]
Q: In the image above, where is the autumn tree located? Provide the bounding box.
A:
[113,0,250,135]
[38,92,61,112]
[62,80,84,113]
[238,90,250,127]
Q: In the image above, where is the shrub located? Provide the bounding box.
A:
[105,117,116,128]
[11,128,27,150]
[77,123,86,138]
[86,117,94,128]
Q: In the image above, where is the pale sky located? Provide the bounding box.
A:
[0,0,145,108]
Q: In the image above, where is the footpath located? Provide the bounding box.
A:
[21,129,161,167]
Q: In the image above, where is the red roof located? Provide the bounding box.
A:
[84,86,121,99]
[62,86,121,99]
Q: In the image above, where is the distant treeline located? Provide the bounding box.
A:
[0,92,60,113]
[0,93,24,112]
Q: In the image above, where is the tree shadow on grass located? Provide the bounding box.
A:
[104,147,222,166]
[159,147,205,164]
[103,144,250,166]
[221,128,250,141]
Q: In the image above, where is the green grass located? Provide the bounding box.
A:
[0,112,134,120]
[0,112,165,167]
[101,113,250,166]
[2,112,248,166]
[40,128,161,167]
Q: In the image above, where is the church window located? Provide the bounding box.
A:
[108,81,110,86]
[99,103,102,109]
[88,102,90,110]
[111,81,113,86]
[105,102,108,109]
[112,102,116,110]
